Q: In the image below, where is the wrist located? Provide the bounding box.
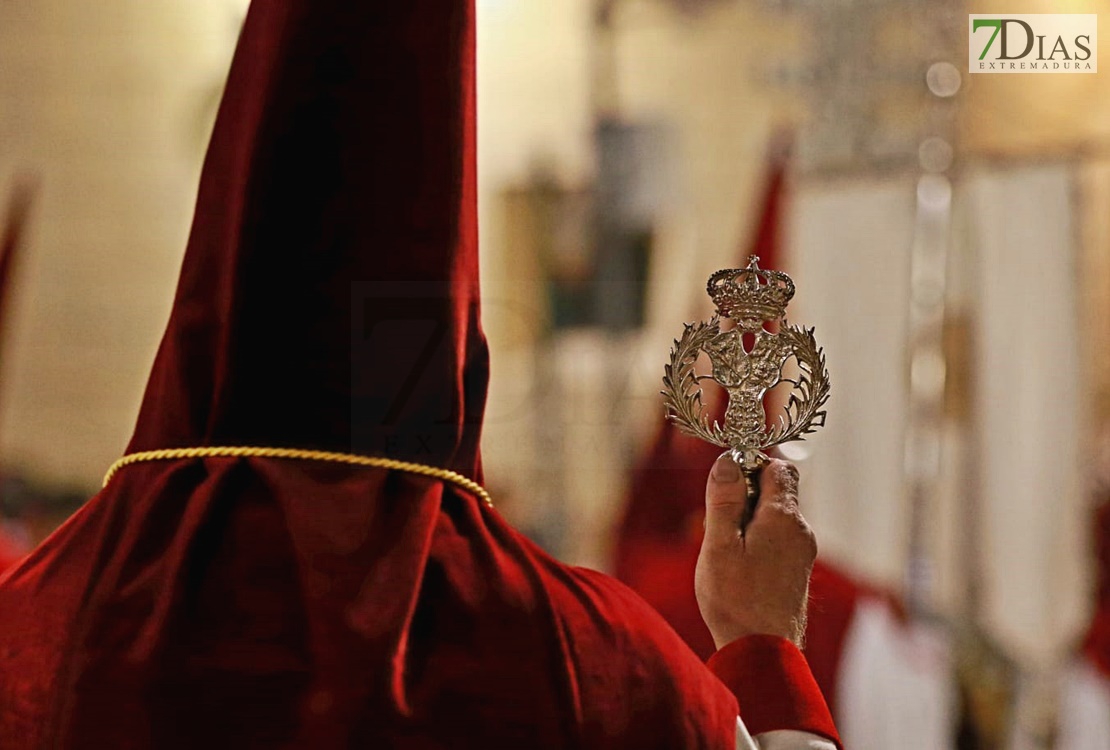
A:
[708,615,806,650]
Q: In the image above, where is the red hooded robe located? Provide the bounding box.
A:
[0,3,838,747]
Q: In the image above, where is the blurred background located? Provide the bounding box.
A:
[2,0,1110,747]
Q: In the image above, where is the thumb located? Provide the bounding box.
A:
[704,453,751,545]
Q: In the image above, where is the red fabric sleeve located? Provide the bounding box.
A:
[707,634,842,748]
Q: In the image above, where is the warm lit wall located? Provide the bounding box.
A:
[0,1,245,489]
[476,0,794,571]
[964,0,1110,157]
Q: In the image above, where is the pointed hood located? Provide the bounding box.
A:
[128,1,487,479]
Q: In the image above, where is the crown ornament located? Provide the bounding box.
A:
[662,256,830,501]
[706,257,795,329]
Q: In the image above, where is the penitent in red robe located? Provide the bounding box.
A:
[0,2,839,748]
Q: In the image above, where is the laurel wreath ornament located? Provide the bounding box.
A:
[662,316,830,455]
[764,324,830,446]
[662,317,729,447]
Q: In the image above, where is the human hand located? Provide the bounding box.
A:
[695,454,816,650]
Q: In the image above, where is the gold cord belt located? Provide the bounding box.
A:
[102,446,493,507]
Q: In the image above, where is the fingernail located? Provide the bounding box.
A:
[712,454,740,483]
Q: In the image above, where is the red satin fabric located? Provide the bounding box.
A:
[0,460,752,747]
[127,1,487,477]
[0,1,839,746]
[708,635,836,738]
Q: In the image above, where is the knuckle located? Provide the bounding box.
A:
[799,521,818,558]
[782,460,801,484]
[771,504,817,552]
[768,460,800,495]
